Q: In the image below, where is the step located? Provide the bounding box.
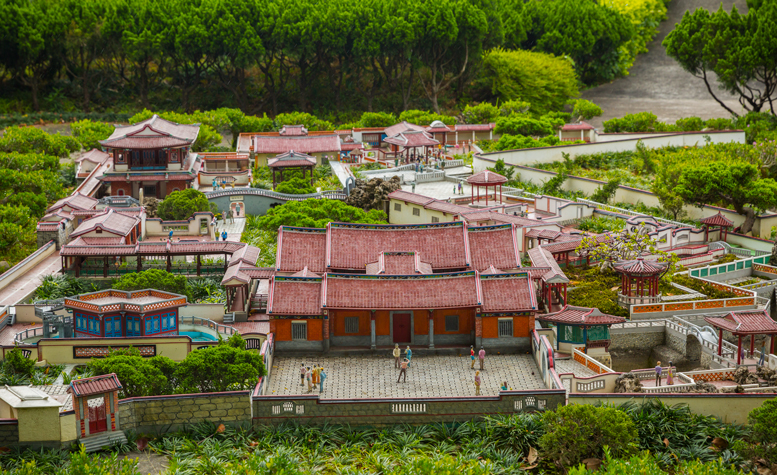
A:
[79,431,128,453]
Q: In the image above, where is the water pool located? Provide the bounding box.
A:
[180,331,218,342]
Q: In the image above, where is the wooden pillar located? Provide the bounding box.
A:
[583,326,588,353]
[103,256,108,278]
[137,255,142,273]
[737,335,743,364]
[166,254,171,273]
[428,310,434,349]
[272,169,276,189]
[718,329,723,356]
[370,310,376,350]
[750,334,755,356]
[563,284,568,305]
[196,255,201,276]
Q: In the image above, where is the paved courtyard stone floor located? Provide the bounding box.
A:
[267,354,548,398]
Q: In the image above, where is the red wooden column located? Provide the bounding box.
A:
[737,335,743,364]
[718,329,723,356]
[750,335,755,356]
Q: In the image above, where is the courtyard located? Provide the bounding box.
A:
[267,354,557,398]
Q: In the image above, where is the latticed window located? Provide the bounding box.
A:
[394,203,401,211]
[561,324,585,343]
[498,318,513,337]
[291,321,307,340]
[445,315,459,332]
[413,208,420,216]
[344,317,359,333]
[431,217,439,223]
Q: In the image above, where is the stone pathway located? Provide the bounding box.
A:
[215,217,246,242]
[554,359,598,378]
[267,354,546,398]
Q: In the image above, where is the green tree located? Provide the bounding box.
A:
[462,103,499,124]
[590,179,621,204]
[112,269,188,296]
[398,110,457,125]
[275,177,315,195]
[675,161,777,235]
[358,112,398,128]
[572,99,603,121]
[70,120,114,150]
[487,158,515,181]
[88,348,169,398]
[59,0,109,110]
[175,335,266,393]
[495,115,563,137]
[157,189,217,221]
[0,126,80,158]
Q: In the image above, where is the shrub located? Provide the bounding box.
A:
[573,99,603,121]
[675,116,705,131]
[275,176,316,195]
[157,188,217,221]
[33,274,98,302]
[70,119,114,150]
[499,99,531,116]
[738,398,777,468]
[590,178,621,204]
[462,103,499,124]
[175,334,266,393]
[569,449,746,475]
[88,348,170,398]
[358,111,397,128]
[481,48,579,115]
[4,347,36,376]
[0,126,80,158]
[495,115,563,137]
[398,110,457,125]
[603,112,676,133]
[273,112,334,131]
[539,404,638,470]
[112,269,188,296]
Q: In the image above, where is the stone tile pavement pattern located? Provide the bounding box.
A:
[554,359,598,378]
[215,217,246,242]
[267,354,547,398]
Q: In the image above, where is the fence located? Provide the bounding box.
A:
[205,187,346,202]
[0,240,57,294]
[578,198,689,227]
[13,326,44,344]
[689,255,771,279]
[180,316,236,336]
[572,348,614,374]
[0,307,10,333]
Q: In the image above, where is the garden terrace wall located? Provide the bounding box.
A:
[251,391,565,427]
[0,241,56,297]
[0,420,18,447]
[118,391,251,433]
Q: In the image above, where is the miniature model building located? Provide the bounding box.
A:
[68,373,127,448]
[538,305,626,367]
[64,289,187,338]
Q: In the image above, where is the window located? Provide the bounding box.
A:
[394,203,401,211]
[498,318,513,337]
[445,315,459,332]
[75,314,87,332]
[95,228,102,234]
[117,189,125,196]
[291,321,307,340]
[344,317,359,333]
[116,152,125,164]
[412,208,420,216]
[431,216,440,223]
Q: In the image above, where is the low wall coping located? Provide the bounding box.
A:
[0,419,18,425]
[570,392,777,398]
[119,390,250,404]
[253,390,566,403]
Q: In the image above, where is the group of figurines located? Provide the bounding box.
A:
[300,364,328,393]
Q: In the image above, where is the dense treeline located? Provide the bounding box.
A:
[0,0,666,117]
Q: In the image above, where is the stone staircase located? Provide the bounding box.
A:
[79,431,128,453]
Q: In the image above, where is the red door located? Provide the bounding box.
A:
[393,313,411,343]
[88,405,108,434]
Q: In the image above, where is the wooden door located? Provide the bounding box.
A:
[88,405,107,434]
[393,313,411,343]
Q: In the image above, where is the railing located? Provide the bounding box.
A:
[14,326,44,344]
[205,187,346,201]
[68,265,225,278]
[0,306,10,333]
[641,371,697,393]
[610,320,667,331]
[709,241,770,258]
[0,240,56,290]
[34,298,65,318]
[578,199,690,227]
[631,295,757,316]
[572,348,614,374]
[180,316,236,336]
[688,255,770,279]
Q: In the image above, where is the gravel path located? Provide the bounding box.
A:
[582,0,749,128]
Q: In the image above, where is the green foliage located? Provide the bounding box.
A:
[4,347,36,377]
[481,48,579,115]
[567,268,629,317]
[483,133,580,152]
[486,159,516,181]
[590,178,622,204]
[541,171,568,196]
[540,404,638,469]
[175,335,265,393]
[573,99,603,121]
[672,274,737,299]
[186,278,226,304]
[603,112,675,133]
[357,111,397,128]
[275,177,315,195]
[576,216,626,233]
[273,112,334,131]
[0,127,80,158]
[69,119,113,150]
[0,446,141,475]
[570,449,746,475]
[157,189,217,221]
[675,116,705,132]
[33,274,99,302]
[462,103,499,124]
[738,398,777,468]
[495,114,563,137]
[88,348,170,398]
[398,110,457,125]
[499,99,531,116]
[112,269,188,296]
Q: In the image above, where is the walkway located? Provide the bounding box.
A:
[329,161,352,188]
[0,252,62,306]
[267,354,546,398]
[582,0,748,127]
[215,217,246,242]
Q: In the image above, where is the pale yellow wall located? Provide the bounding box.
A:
[570,395,773,424]
[1,347,39,361]
[14,305,39,323]
[389,199,457,225]
[181,304,225,322]
[18,407,60,442]
[0,243,56,294]
[59,413,78,443]
[0,402,13,418]
[38,337,191,364]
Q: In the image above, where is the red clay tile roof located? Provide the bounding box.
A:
[613,257,668,275]
[467,224,520,272]
[68,373,122,397]
[100,115,199,149]
[291,266,321,277]
[387,190,436,206]
[479,272,537,312]
[327,222,469,271]
[705,310,777,334]
[561,121,594,131]
[455,123,495,132]
[539,305,625,325]
[47,192,99,213]
[276,227,327,273]
[70,209,139,238]
[526,229,562,240]
[228,245,260,268]
[341,142,364,151]
[527,247,569,283]
[60,240,250,257]
[99,173,196,182]
[241,267,276,280]
[222,265,251,285]
[324,272,479,310]
[268,150,317,168]
[383,131,440,148]
[384,121,426,137]
[79,236,125,245]
[461,210,546,227]
[76,149,111,164]
[424,201,471,215]
[700,212,734,227]
[539,234,608,254]
[279,125,308,136]
[365,251,433,275]
[268,276,323,315]
[252,135,341,154]
[467,170,508,185]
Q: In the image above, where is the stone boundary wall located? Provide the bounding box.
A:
[251,391,566,427]
[118,391,251,434]
[609,326,665,352]
[0,420,18,446]
[0,240,56,296]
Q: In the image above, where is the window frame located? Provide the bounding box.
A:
[412,207,420,216]
[344,316,359,334]
[444,315,459,332]
[498,317,514,338]
[291,321,308,341]
[394,203,401,212]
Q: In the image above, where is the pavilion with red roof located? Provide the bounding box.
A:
[614,257,669,308]
[539,305,625,357]
[705,310,777,365]
[700,211,734,242]
[267,150,317,189]
[467,170,508,206]
[559,122,595,142]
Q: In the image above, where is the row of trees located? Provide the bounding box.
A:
[0,0,663,115]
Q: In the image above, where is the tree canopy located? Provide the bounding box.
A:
[112,269,188,296]
[157,189,218,221]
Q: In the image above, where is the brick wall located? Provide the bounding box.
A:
[609,329,665,351]
[252,391,565,427]
[0,421,18,446]
[118,391,251,433]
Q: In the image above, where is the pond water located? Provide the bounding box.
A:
[180,331,218,342]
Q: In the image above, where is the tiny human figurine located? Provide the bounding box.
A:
[759,340,767,366]
[667,361,674,385]
[474,371,481,395]
[212,178,217,189]
[501,381,508,391]
[300,364,306,386]
[405,346,412,367]
[458,182,463,195]
[168,230,174,240]
[655,361,662,387]
[221,230,228,241]
[478,346,486,370]
[312,365,319,389]
[393,344,401,368]
[397,358,409,383]
[236,203,241,217]
[319,367,327,393]
[305,367,313,393]
[470,345,476,369]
